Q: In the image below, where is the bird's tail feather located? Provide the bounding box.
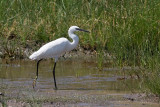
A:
[29,51,39,60]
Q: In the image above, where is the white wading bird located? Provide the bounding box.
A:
[29,26,89,89]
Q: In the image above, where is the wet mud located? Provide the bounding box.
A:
[0,59,159,106]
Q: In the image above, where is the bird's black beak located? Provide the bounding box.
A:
[76,28,90,33]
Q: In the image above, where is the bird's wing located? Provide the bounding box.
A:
[30,38,70,60]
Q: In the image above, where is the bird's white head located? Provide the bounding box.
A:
[67,26,89,51]
[68,26,89,34]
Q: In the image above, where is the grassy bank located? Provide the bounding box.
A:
[0,0,160,96]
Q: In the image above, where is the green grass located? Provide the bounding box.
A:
[144,72,160,96]
[0,0,160,96]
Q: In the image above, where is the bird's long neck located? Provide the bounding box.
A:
[68,31,79,51]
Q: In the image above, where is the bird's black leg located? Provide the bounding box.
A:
[53,62,57,90]
[33,59,42,88]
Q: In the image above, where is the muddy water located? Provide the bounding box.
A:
[0,58,139,91]
[0,58,159,107]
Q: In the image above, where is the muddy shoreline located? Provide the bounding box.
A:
[0,87,159,107]
[0,59,159,107]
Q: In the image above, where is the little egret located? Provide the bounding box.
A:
[29,26,89,89]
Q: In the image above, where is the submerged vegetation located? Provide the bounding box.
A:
[0,0,160,96]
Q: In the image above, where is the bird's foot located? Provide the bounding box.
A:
[32,76,38,88]
[55,86,58,90]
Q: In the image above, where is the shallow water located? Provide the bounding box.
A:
[0,58,159,107]
[0,58,139,91]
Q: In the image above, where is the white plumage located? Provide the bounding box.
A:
[30,26,89,89]
[29,37,70,61]
[29,26,89,61]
